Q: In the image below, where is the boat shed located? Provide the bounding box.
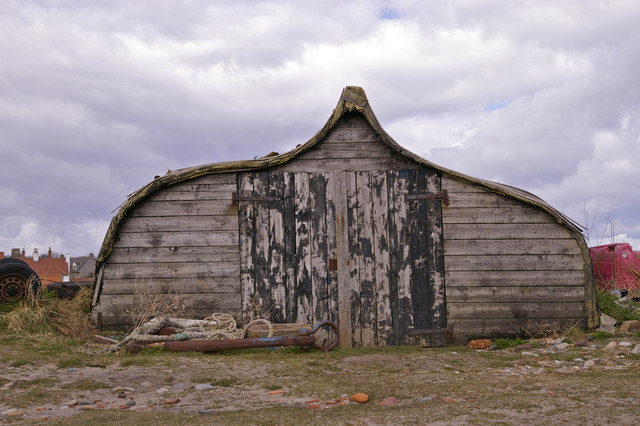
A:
[91,86,599,346]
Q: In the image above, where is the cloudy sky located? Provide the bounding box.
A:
[1,0,639,256]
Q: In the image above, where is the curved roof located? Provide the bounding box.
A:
[96,86,584,269]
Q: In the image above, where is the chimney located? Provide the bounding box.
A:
[11,248,21,257]
[21,248,25,257]
[0,251,4,259]
[65,254,71,275]
[48,247,52,257]
[32,247,40,262]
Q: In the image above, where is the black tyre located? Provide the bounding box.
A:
[0,257,29,267]
[0,263,41,303]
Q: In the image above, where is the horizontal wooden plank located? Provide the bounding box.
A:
[148,188,236,201]
[449,317,588,336]
[114,230,239,248]
[168,173,237,186]
[443,239,581,256]
[443,223,571,240]
[98,293,241,311]
[270,157,418,173]
[314,141,391,151]
[120,216,238,233]
[107,246,239,264]
[323,128,380,143]
[447,192,522,208]
[443,207,555,224]
[444,254,584,271]
[130,200,237,217]
[101,277,240,295]
[296,149,395,160]
[441,176,487,193]
[445,270,586,287]
[103,262,239,279]
[447,301,586,319]
[447,286,586,303]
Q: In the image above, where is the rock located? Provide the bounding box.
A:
[164,398,180,404]
[599,314,617,333]
[573,339,589,347]
[618,341,632,347]
[619,320,640,333]
[65,400,78,407]
[37,406,47,411]
[195,384,215,391]
[467,339,492,349]
[117,393,126,399]
[377,396,399,407]
[124,399,136,407]
[584,360,595,368]
[156,388,169,394]
[268,389,285,395]
[172,382,187,389]
[77,400,93,406]
[516,343,531,350]
[573,358,584,362]
[604,342,618,351]
[198,409,214,414]
[141,381,152,388]
[488,344,499,351]
[6,410,26,416]
[631,345,640,355]
[419,396,434,402]
[521,351,539,357]
[66,368,80,373]
[113,386,135,393]
[350,393,369,403]
[556,343,570,350]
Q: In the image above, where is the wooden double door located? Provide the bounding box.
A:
[237,168,446,346]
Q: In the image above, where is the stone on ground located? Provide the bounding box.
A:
[350,393,369,403]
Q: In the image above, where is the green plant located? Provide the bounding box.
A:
[590,331,615,340]
[597,289,640,323]
[493,338,527,350]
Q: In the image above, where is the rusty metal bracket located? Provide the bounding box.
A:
[406,190,449,206]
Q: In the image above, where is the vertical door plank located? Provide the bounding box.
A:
[325,186,338,324]
[268,173,286,323]
[309,173,328,324]
[238,173,255,316]
[329,172,352,347]
[347,172,361,346]
[372,170,392,346]
[253,172,271,316]
[357,171,376,346]
[283,172,297,322]
[294,173,312,324]
[425,171,446,345]
[409,169,431,345]
[389,170,414,344]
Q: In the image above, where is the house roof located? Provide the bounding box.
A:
[23,257,69,277]
[95,86,585,271]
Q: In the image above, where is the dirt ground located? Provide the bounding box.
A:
[1,332,640,425]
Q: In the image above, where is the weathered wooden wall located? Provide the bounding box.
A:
[93,173,240,327]
[441,176,588,340]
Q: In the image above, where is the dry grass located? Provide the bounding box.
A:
[2,278,95,340]
[126,280,186,329]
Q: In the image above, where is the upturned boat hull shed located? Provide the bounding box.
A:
[92,86,599,346]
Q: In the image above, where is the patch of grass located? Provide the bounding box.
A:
[9,359,29,367]
[590,331,615,340]
[61,379,111,391]
[493,338,527,349]
[597,289,640,322]
[263,384,282,391]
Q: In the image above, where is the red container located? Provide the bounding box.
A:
[589,243,640,291]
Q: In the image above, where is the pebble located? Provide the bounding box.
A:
[65,400,78,407]
[1,381,15,390]
[516,343,531,350]
[573,358,584,362]
[584,360,595,368]
[66,368,80,373]
[164,398,180,405]
[419,396,434,402]
[573,339,589,347]
[195,384,215,391]
[556,343,570,350]
[172,382,188,389]
[113,386,135,392]
[377,396,399,407]
[631,345,640,355]
[156,388,169,394]
[198,409,214,414]
[619,341,632,347]
[117,393,126,399]
[124,399,136,407]
[141,381,152,388]
[268,390,285,395]
[6,410,26,416]
[521,351,539,357]
[605,342,618,351]
[350,393,369,404]
[77,400,94,406]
